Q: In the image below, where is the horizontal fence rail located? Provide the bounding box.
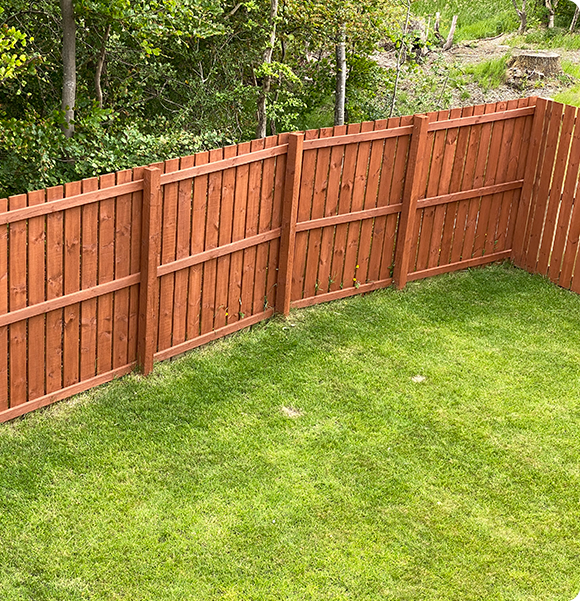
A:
[4,95,571,423]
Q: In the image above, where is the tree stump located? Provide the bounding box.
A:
[506,51,561,89]
[509,51,561,77]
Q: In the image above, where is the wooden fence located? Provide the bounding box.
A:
[2,95,573,423]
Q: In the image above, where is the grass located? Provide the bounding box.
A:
[412,0,518,41]
[1,263,580,600]
[554,59,580,106]
[464,54,510,91]
[508,27,580,52]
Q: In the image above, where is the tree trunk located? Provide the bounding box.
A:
[390,0,411,118]
[511,0,527,33]
[545,0,558,28]
[442,15,458,51]
[95,24,111,110]
[571,7,579,32]
[256,0,278,139]
[334,24,347,127]
[60,0,76,138]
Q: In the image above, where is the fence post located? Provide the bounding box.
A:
[137,167,162,375]
[276,133,304,316]
[511,97,547,268]
[393,114,430,289]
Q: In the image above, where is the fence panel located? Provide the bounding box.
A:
[518,99,580,292]
[0,99,551,423]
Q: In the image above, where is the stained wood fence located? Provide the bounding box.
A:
[1,96,574,423]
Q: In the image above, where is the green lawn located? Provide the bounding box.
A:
[1,263,580,601]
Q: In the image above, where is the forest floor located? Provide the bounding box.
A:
[376,32,580,113]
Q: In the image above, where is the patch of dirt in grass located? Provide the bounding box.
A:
[281,406,303,418]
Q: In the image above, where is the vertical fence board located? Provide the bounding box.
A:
[329,123,361,292]
[342,121,374,291]
[228,143,250,324]
[316,125,347,294]
[240,140,263,319]
[187,152,209,337]
[213,147,236,329]
[253,136,278,314]
[27,189,46,401]
[201,148,224,333]
[378,116,413,282]
[158,158,180,350]
[8,194,27,406]
[415,111,447,272]
[482,100,518,256]
[63,182,82,389]
[511,98,549,265]
[439,106,474,265]
[0,196,7,411]
[367,118,398,283]
[127,167,143,364]
[265,133,288,310]
[449,104,486,263]
[357,119,388,285]
[554,118,580,287]
[292,129,320,300]
[80,178,99,382]
[461,103,496,259]
[302,127,333,300]
[112,170,133,369]
[45,186,64,394]
[172,157,195,343]
[427,107,462,269]
[97,173,117,375]
[471,101,507,258]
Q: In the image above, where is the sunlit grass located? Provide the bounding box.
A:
[554,59,580,106]
[464,54,510,91]
[1,263,580,600]
[412,0,518,41]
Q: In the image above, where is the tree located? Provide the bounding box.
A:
[60,0,76,137]
[571,5,579,31]
[290,0,402,126]
[511,0,528,33]
[256,0,279,138]
[545,0,559,28]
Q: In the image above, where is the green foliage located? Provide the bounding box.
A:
[0,107,231,197]
[392,57,464,115]
[0,7,32,82]
[0,0,407,195]
[464,54,510,91]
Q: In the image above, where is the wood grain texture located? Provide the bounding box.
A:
[8,193,28,406]
[27,189,46,401]
[0,195,7,410]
